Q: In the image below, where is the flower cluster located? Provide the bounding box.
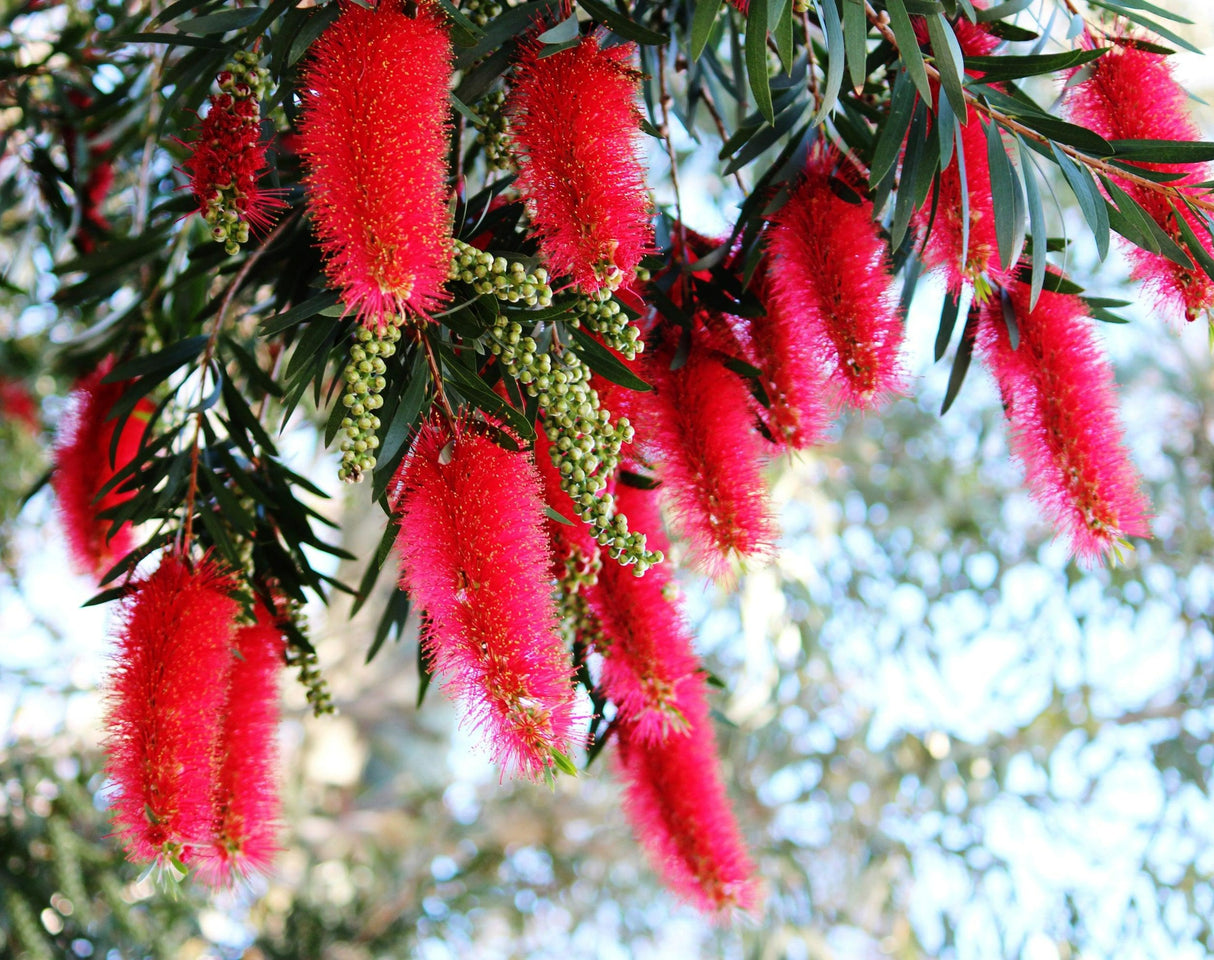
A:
[506,35,652,293]
[299,0,454,327]
[184,52,280,256]
[52,358,152,580]
[104,554,285,883]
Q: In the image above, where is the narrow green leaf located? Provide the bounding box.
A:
[966,48,1109,83]
[774,0,794,73]
[1019,141,1048,309]
[1084,1,1200,53]
[1172,204,1214,284]
[985,120,1025,271]
[870,69,916,186]
[746,0,774,124]
[106,335,209,383]
[842,0,868,91]
[934,291,962,362]
[999,286,1020,350]
[1107,139,1214,164]
[1102,176,1194,268]
[885,1,932,102]
[111,30,226,48]
[1051,144,1109,260]
[940,315,976,415]
[691,0,726,61]
[568,326,652,391]
[577,0,669,44]
[974,0,1034,20]
[891,101,930,250]
[810,0,845,125]
[536,13,579,42]
[926,13,967,120]
[176,8,262,33]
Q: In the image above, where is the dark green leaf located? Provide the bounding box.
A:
[1019,142,1048,309]
[870,69,916,186]
[745,0,774,124]
[176,8,262,33]
[106,335,208,383]
[1107,139,1214,164]
[111,30,226,48]
[810,0,845,125]
[259,291,343,337]
[926,13,967,120]
[974,0,1034,21]
[773,0,794,73]
[842,0,868,92]
[568,326,652,391]
[1051,144,1109,260]
[537,14,579,42]
[691,0,726,61]
[577,0,669,44]
[934,291,961,362]
[885,1,932,102]
[940,314,976,415]
[965,48,1107,83]
[1084,1,1200,53]
[999,285,1020,349]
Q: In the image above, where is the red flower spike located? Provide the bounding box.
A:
[633,334,775,579]
[299,0,454,328]
[507,35,652,293]
[194,604,285,886]
[392,416,579,779]
[614,672,758,914]
[917,109,1009,295]
[104,554,239,867]
[52,359,153,579]
[977,281,1151,562]
[766,148,905,409]
[1064,40,1214,321]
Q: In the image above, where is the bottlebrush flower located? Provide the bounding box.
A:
[299,0,454,328]
[977,280,1150,561]
[194,603,285,886]
[52,359,152,579]
[184,59,282,256]
[391,416,579,779]
[632,331,775,579]
[742,273,833,449]
[1064,39,1214,321]
[506,34,651,293]
[104,554,239,867]
[614,671,757,914]
[766,148,905,409]
[918,110,1009,295]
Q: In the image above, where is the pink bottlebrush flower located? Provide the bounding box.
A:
[183,74,282,250]
[194,603,286,886]
[766,148,904,408]
[299,0,454,328]
[918,109,1010,294]
[1064,39,1214,321]
[977,280,1150,561]
[631,330,774,579]
[507,34,652,293]
[104,553,239,867]
[743,272,833,449]
[614,671,757,914]
[52,360,153,579]
[912,1,998,59]
[391,416,579,779]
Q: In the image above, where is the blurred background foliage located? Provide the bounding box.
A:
[3,0,1214,956]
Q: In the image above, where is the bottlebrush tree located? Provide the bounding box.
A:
[0,0,1211,921]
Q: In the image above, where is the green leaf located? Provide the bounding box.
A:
[537,14,579,43]
[1102,176,1194,268]
[810,0,845,126]
[111,30,226,48]
[965,48,1107,83]
[940,314,976,415]
[354,512,402,621]
[1019,141,1048,309]
[1172,204,1214,283]
[999,285,1020,350]
[1051,144,1109,260]
[1107,139,1214,164]
[870,69,916,186]
[974,0,1033,19]
[926,13,967,120]
[745,0,774,124]
[773,0,794,73]
[545,506,575,526]
[259,291,343,337]
[436,342,535,439]
[576,0,669,44]
[934,291,962,362]
[691,0,725,61]
[891,101,931,250]
[885,1,932,102]
[986,120,1025,272]
[176,8,262,33]
[106,335,209,383]
[416,619,433,707]
[567,326,652,391]
[842,0,868,92]
[1084,1,1200,53]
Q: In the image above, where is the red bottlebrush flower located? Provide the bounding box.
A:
[614,672,757,914]
[766,148,905,409]
[977,280,1150,561]
[52,360,153,579]
[1064,40,1214,321]
[184,67,283,254]
[195,604,285,886]
[104,554,239,867]
[391,416,579,779]
[507,35,651,293]
[0,378,39,433]
[299,0,454,328]
[918,110,1009,294]
[632,331,775,579]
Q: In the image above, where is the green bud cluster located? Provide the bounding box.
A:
[338,325,400,483]
[224,49,271,101]
[570,287,644,360]
[449,239,553,308]
[285,620,335,717]
[557,548,604,647]
[476,89,513,171]
[462,0,505,26]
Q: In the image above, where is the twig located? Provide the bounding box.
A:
[657,52,687,256]
[862,1,1214,214]
[801,7,821,111]
[419,329,457,429]
[181,211,297,551]
[699,88,748,193]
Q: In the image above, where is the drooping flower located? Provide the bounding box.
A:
[977,279,1150,561]
[391,416,579,779]
[766,147,905,409]
[506,34,651,292]
[632,330,775,579]
[104,554,239,867]
[194,603,285,886]
[52,359,153,579]
[299,0,454,328]
[614,670,758,914]
[184,56,283,256]
[1063,39,1214,321]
